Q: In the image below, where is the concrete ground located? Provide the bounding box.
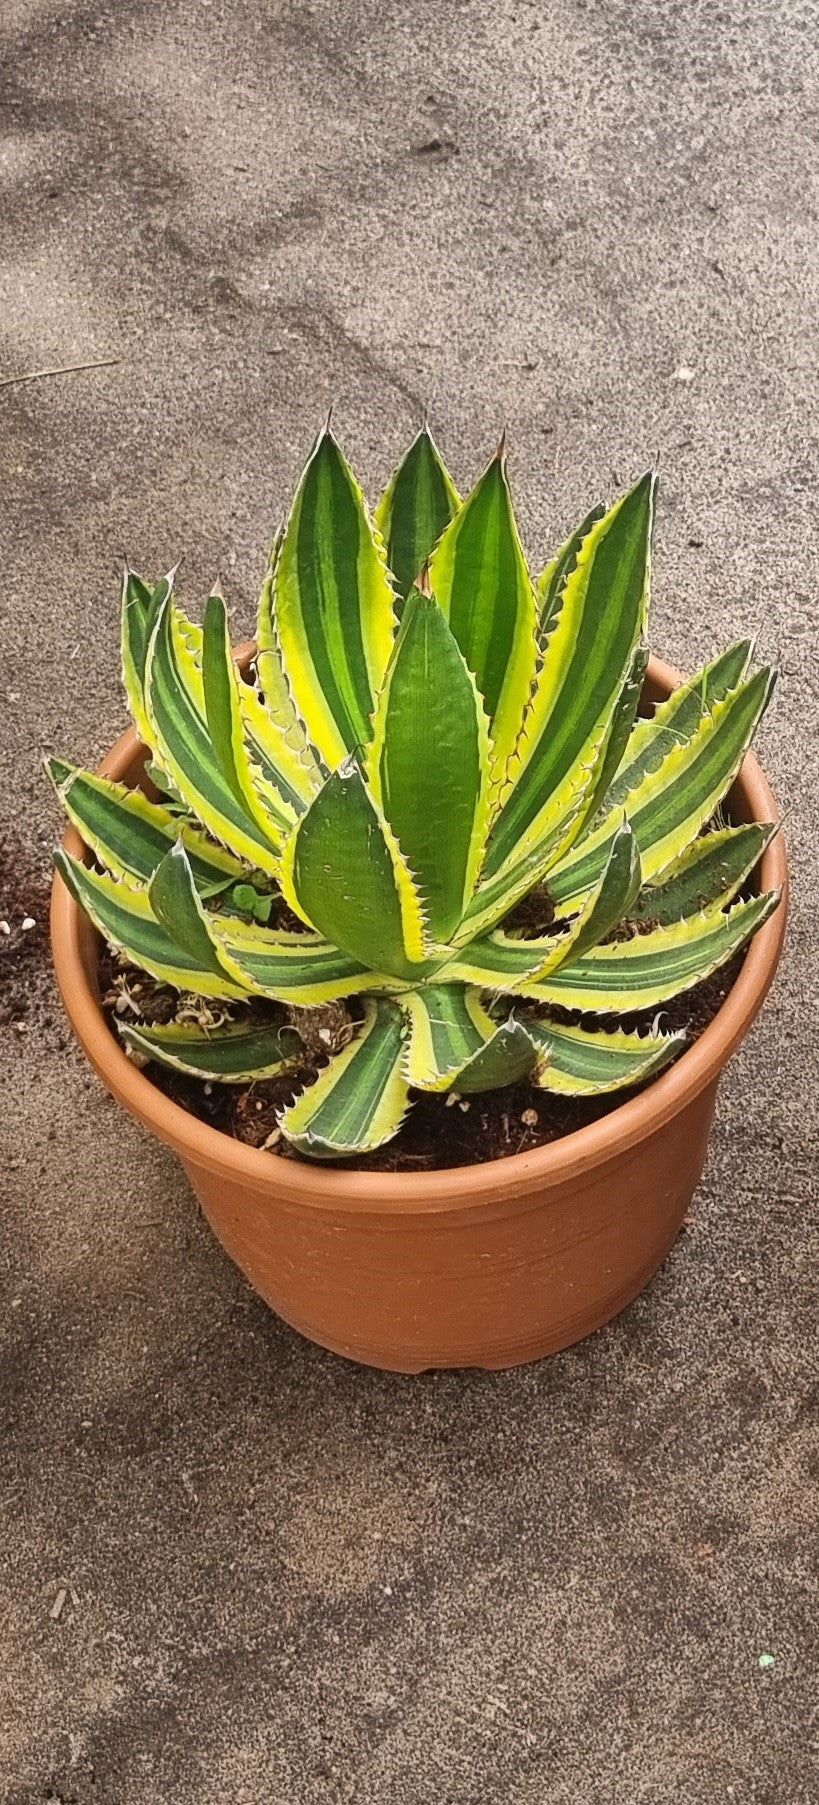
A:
[2,0,817,1799]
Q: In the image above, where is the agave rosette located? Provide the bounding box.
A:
[51,425,780,1159]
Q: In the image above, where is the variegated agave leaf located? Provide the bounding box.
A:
[52,426,780,1160]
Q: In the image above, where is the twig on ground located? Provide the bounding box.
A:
[0,356,121,391]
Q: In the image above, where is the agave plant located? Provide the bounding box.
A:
[50,426,780,1160]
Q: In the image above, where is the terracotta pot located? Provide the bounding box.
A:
[50,655,788,1372]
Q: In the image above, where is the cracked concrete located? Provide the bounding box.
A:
[1,1,817,1800]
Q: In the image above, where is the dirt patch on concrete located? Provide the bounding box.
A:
[0,829,53,1027]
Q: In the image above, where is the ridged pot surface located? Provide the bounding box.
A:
[50,656,788,1371]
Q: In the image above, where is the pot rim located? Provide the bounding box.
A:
[50,653,788,1212]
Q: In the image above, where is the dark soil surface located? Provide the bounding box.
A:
[501,883,557,936]
[99,935,745,1171]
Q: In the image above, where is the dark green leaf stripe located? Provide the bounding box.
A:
[376,427,460,602]
[121,567,154,683]
[573,642,650,833]
[202,592,253,806]
[148,843,236,983]
[524,1018,685,1093]
[454,1020,540,1094]
[54,850,246,997]
[275,429,396,766]
[241,698,313,817]
[483,472,655,880]
[548,667,775,907]
[142,760,187,808]
[254,557,326,804]
[283,766,431,981]
[401,984,539,1093]
[454,823,640,989]
[417,985,488,1071]
[445,928,565,985]
[632,823,774,924]
[368,590,490,941]
[295,435,371,741]
[121,568,172,739]
[536,502,606,649]
[120,1018,301,1081]
[400,984,494,1087]
[457,849,562,944]
[279,999,409,1156]
[212,918,372,1002]
[201,592,294,834]
[145,597,283,872]
[551,823,641,966]
[429,450,537,777]
[123,566,154,615]
[522,891,779,1011]
[604,639,753,813]
[46,759,245,893]
[562,826,638,967]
